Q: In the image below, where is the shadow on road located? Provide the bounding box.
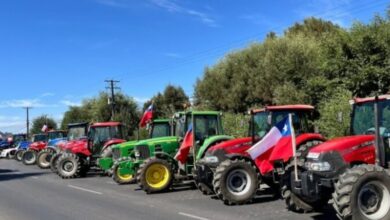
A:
[0,168,46,182]
[310,207,337,220]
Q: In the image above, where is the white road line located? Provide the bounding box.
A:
[178,212,210,220]
[67,184,103,195]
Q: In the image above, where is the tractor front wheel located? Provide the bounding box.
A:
[332,164,390,220]
[112,157,135,184]
[213,159,260,205]
[37,148,55,169]
[57,153,82,179]
[22,150,37,165]
[50,153,62,173]
[137,158,173,194]
[15,150,25,161]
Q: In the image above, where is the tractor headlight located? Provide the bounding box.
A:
[305,161,331,171]
[203,156,219,164]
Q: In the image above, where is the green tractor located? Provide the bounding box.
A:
[97,119,171,180]
[136,111,233,194]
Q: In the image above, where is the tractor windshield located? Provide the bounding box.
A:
[33,134,47,142]
[253,112,271,139]
[90,125,124,144]
[351,99,390,136]
[67,127,87,141]
[193,115,220,144]
[48,131,67,140]
[175,116,188,138]
[13,134,26,143]
[151,123,171,138]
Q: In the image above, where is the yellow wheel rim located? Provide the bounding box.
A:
[116,168,133,181]
[145,163,170,189]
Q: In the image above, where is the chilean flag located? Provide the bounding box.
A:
[175,124,193,164]
[41,124,48,133]
[139,104,153,128]
[247,116,291,160]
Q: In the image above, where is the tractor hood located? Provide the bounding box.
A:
[309,135,374,154]
[113,140,138,150]
[60,139,87,151]
[206,137,253,156]
[135,136,179,146]
[29,141,47,150]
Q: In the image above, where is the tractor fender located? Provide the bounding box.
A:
[71,146,91,157]
[154,152,178,170]
[102,139,126,152]
[196,135,233,160]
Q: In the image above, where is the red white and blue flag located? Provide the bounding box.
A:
[139,104,153,128]
[175,124,193,164]
[247,116,292,160]
[41,124,49,133]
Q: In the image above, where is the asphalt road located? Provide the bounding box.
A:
[0,159,337,220]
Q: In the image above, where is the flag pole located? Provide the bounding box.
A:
[289,113,299,181]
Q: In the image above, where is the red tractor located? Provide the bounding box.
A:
[196,105,325,205]
[22,130,67,165]
[282,95,390,219]
[55,122,126,178]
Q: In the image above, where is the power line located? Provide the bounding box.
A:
[105,79,120,120]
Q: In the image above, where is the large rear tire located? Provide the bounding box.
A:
[137,158,173,194]
[37,148,55,169]
[22,150,37,165]
[15,150,25,161]
[213,159,260,205]
[332,164,390,220]
[7,150,17,159]
[112,157,135,184]
[281,140,325,212]
[57,153,82,179]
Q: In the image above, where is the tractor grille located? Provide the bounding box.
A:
[135,145,150,160]
[112,148,121,160]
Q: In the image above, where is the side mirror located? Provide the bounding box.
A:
[337,112,343,123]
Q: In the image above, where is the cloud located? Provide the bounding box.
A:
[0,99,57,108]
[133,97,150,104]
[60,100,82,107]
[0,115,25,133]
[150,0,218,27]
[294,0,353,27]
[40,92,55,97]
[95,0,128,8]
[164,52,181,58]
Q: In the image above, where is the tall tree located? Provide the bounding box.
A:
[31,115,57,134]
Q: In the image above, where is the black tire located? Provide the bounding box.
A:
[22,150,37,165]
[7,150,17,159]
[213,159,260,205]
[112,157,135,184]
[57,153,82,179]
[37,148,55,169]
[332,164,390,220]
[137,157,173,194]
[50,153,62,173]
[15,150,25,161]
[281,139,325,213]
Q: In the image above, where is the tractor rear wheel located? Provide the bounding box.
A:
[37,148,55,169]
[57,153,82,179]
[137,158,173,194]
[332,164,390,220]
[50,153,61,173]
[213,159,260,205]
[15,150,25,161]
[281,140,325,213]
[112,157,135,184]
[22,150,37,165]
[7,150,17,159]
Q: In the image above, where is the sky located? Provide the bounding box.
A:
[0,0,389,133]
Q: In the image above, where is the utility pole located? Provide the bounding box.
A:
[105,79,120,120]
[23,107,32,138]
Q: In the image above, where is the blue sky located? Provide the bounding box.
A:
[0,0,388,133]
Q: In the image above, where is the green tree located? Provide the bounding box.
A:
[31,115,58,134]
[143,84,189,118]
[60,106,92,129]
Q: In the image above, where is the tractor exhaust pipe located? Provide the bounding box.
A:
[374,96,385,167]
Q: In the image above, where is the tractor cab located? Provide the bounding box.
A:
[148,119,172,138]
[32,134,48,143]
[47,130,67,141]
[11,134,27,147]
[88,122,125,157]
[67,123,89,141]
